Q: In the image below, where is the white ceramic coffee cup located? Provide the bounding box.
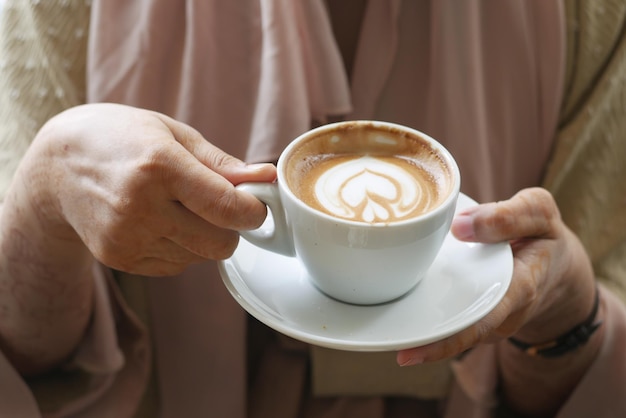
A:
[238,121,460,305]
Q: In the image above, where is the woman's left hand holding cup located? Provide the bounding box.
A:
[0,103,276,374]
[25,103,277,276]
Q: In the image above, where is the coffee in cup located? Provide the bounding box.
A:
[238,121,460,305]
[283,122,454,224]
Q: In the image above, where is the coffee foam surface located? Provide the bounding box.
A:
[284,123,454,223]
[313,156,434,222]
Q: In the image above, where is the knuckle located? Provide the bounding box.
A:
[108,193,134,218]
[481,203,517,236]
[522,187,560,223]
[205,149,239,171]
[538,193,560,224]
[209,188,266,231]
[516,188,561,237]
[210,188,241,225]
[177,122,200,143]
[138,142,177,181]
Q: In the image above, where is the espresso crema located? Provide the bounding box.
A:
[311,155,438,222]
[284,123,454,224]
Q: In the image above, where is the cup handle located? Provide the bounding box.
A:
[236,182,295,257]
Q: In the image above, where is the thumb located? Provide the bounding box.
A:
[451,188,559,243]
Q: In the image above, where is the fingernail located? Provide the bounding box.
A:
[397,352,424,367]
[243,163,277,181]
[399,356,424,367]
[451,213,475,241]
[245,163,274,172]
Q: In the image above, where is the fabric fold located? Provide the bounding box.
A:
[0,348,40,418]
[348,0,402,120]
[71,265,125,374]
[246,0,352,162]
[88,0,351,165]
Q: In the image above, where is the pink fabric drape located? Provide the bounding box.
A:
[349,0,565,202]
[87,0,351,164]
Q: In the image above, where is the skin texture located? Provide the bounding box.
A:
[0,103,276,375]
[396,188,602,417]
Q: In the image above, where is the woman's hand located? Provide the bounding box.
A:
[396,187,601,416]
[0,103,276,374]
[397,188,597,364]
[26,103,277,276]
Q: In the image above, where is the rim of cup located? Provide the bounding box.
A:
[276,120,461,228]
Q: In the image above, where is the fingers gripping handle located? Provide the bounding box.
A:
[236,183,295,257]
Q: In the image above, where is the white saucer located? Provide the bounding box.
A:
[219,193,513,352]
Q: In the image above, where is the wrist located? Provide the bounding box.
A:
[0,155,95,374]
[511,227,597,344]
[4,136,91,265]
[509,285,602,357]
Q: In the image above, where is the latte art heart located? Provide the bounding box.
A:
[313,156,437,223]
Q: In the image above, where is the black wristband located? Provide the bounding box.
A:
[508,286,602,358]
